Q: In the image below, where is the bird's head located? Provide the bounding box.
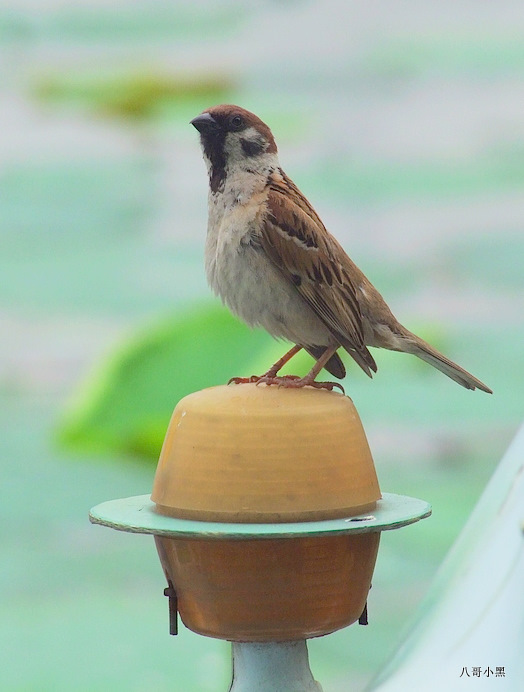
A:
[191,105,278,192]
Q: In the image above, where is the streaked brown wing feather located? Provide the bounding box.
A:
[261,171,377,376]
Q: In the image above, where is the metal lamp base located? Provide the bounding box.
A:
[230,641,322,692]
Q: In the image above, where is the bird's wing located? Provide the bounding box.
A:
[260,171,377,376]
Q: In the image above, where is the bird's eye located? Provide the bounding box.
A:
[230,114,244,130]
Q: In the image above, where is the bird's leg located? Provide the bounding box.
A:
[231,345,344,393]
[261,344,303,379]
[228,345,303,385]
[283,346,345,392]
[258,346,345,393]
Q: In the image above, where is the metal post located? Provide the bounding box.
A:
[229,640,323,692]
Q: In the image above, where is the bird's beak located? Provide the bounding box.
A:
[190,112,220,133]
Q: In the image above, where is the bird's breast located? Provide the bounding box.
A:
[205,197,270,324]
[204,194,334,347]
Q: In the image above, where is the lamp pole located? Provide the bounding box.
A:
[230,641,322,692]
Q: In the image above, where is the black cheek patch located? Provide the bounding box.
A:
[240,137,265,157]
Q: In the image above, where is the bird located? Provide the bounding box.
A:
[190,104,492,394]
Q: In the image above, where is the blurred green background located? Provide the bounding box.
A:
[1,1,523,690]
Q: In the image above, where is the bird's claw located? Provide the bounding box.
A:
[228,374,344,394]
[255,375,300,387]
[307,380,345,394]
[227,374,299,386]
[227,375,260,385]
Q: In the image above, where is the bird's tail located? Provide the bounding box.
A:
[405,332,492,393]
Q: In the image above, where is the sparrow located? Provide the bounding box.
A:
[190,104,492,394]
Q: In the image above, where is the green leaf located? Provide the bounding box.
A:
[57,303,276,461]
[33,70,234,121]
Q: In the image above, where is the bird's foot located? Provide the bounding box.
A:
[274,377,345,393]
[228,374,344,393]
[227,375,261,385]
[255,374,300,387]
[258,374,344,393]
[227,374,299,386]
